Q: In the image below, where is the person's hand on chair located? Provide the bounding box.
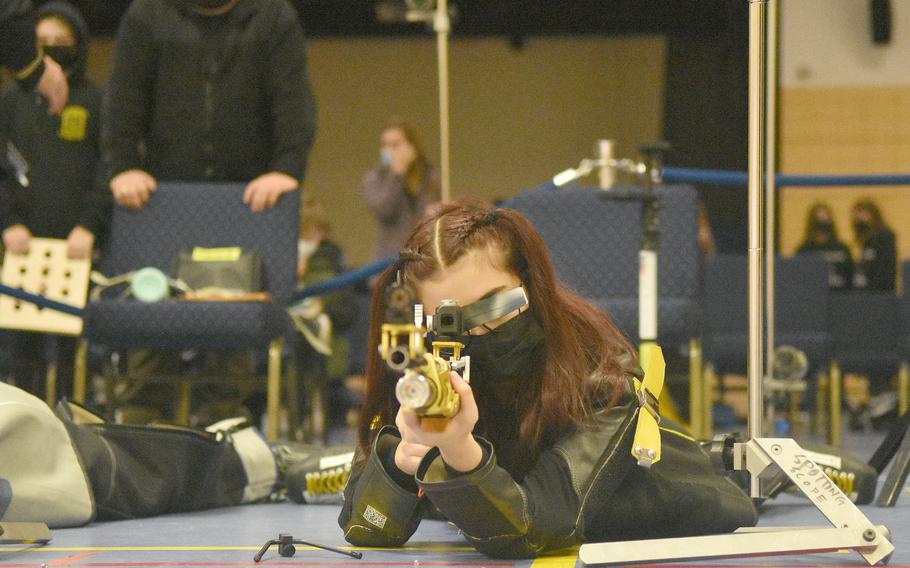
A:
[2,224,32,255]
[110,169,157,209]
[243,171,298,212]
[66,226,95,259]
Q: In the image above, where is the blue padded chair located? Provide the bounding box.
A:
[828,291,902,385]
[827,288,902,442]
[703,255,832,375]
[701,255,833,438]
[74,183,299,441]
[507,184,702,351]
[507,184,703,432]
[828,290,904,386]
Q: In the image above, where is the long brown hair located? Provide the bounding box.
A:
[802,202,839,244]
[358,198,635,455]
[383,118,438,198]
[852,198,887,244]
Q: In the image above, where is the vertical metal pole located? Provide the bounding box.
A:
[764,0,778,381]
[435,0,451,202]
[899,362,909,417]
[74,339,88,403]
[598,139,616,189]
[748,0,768,446]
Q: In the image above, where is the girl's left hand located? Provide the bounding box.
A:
[398,371,483,472]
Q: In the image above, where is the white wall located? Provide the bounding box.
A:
[782,0,910,87]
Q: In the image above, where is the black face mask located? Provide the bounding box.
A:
[462,310,545,386]
[42,45,79,70]
[815,220,833,233]
[854,220,871,235]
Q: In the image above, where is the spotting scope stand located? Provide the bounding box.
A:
[552,143,668,368]
[0,522,51,547]
[598,142,669,372]
[579,147,896,566]
[579,437,894,566]
[580,0,896,562]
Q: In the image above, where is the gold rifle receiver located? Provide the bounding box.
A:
[380,322,466,426]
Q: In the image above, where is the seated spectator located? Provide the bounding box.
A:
[796,202,853,290]
[291,195,358,433]
[850,198,896,292]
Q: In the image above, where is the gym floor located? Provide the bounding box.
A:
[2,429,908,568]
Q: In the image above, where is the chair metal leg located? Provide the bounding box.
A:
[45,361,57,406]
[814,369,828,435]
[899,362,909,418]
[829,361,842,447]
[702,363,715,440]
[284,355,300,440]
[73,339,88,403]
[266,338,283,442]
[175,381,192,425]
[689,339,703,439]
[310,381,326,443]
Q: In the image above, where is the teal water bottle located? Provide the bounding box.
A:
[131,267,170,302]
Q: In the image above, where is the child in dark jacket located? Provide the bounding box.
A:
[0,1,109,401]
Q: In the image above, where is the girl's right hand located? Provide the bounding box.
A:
[394,408,433,475]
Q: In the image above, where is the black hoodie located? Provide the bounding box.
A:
[0,1,110,240]
[0,0,41,85]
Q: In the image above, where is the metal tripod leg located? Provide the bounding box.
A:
[578,437,894,567]
[875,416,910,507]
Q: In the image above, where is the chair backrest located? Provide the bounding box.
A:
[902,260,910,341]
[506,184,702,344]
[827,290,902,376]
[702,255,748,334]
[100,183,299,305]
[703,254,830,334]
[702,254,832,372]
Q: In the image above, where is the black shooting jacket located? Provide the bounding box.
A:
[338,378,758,559]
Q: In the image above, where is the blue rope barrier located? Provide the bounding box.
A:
[662,167,910,188]
[290,256,393,303]
[0,282,84,316]
[2,257,392,315]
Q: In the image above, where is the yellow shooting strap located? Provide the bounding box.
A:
[632,344,665,467]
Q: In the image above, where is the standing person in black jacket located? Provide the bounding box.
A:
[0,1,108,401]
[850,198,896,292]
[99,0,317,425]
[0,0,69,113]
[101,0,317,213]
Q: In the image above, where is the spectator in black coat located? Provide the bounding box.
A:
[101,0,317,213]
[851,199,896,292]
